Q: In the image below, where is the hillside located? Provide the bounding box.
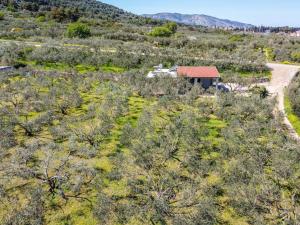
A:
[143,13,254,28]
[0,0,135,20]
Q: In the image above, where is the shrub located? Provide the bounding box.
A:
[66,22,91,39]
[149,26,173,37]
[250,86,269,99]
[36,16,46,22]
[0,12,4,20]
[229,34,245,42]
[165,22,177,33]
[288,73,300,117]
[291,52,300,63]
[149,22,178,37]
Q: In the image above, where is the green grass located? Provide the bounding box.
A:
[221,70,271,79]
[220,207,249,225]
[43,62,69,71]
[100,95,153,155]
[75,64,97,74]
[263,47,275,62]
[280,61,300,66]
[17,60,126,74]
[39,62,98,74]
[284,96,300,135]
[202,115,226,146]
[100,65,126,73]
[1,72,228,224]
[238,70,272,79]
[282,61,293,65]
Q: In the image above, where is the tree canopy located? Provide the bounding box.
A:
[66,22,91,38]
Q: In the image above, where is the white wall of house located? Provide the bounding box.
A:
[0,66,13,72]
[147,65,219,89]
[147,68,177,78]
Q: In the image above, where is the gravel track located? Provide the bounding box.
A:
[265,63,300,141]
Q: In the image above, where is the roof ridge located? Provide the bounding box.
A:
[177,66,220,78]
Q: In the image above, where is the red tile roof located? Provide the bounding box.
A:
[177,66,220,78]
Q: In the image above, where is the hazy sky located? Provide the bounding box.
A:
[101,0,300,27]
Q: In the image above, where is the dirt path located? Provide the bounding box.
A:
[265,63,300,141]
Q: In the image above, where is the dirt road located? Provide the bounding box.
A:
[265,63,300,141]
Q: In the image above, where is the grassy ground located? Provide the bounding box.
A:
[264,47,275,62]
[48,98,226,224]
[17,60,126,74]
[221,70,272,79]
[284,96,300,135]
[0,74,154,224]
[0,66,230,224]
[101,65,126,73]
[238,70,272,79]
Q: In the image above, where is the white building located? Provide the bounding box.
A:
[0,66,13,72]
[290,31,300,37]
[147,65,220,89]
[147,64,177,78]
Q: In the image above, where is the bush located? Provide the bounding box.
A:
[288,73,300,117]
[149,22,178,38]
[165,22,177,33]
[66,22,91,39]
[36,16,46,22]
[149,26,173,37]
[0,12,4,20]
[250,86,269,98]
[291,52,300,63]
[229,34,245,42]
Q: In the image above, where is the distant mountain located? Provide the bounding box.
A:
[143,13,254,29]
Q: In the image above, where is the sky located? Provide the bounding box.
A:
[101,0,300,27]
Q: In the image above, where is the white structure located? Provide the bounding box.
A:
[0,66,13,72]
[290,31,300,37]
[147,65,221,90]
[147,64,178,78]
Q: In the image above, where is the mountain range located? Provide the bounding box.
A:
[143,13,254,29]
[2,1,255,29]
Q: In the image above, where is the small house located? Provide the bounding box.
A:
[177,66,220,89]
[290,31,300,37]
[147,65,220,89]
